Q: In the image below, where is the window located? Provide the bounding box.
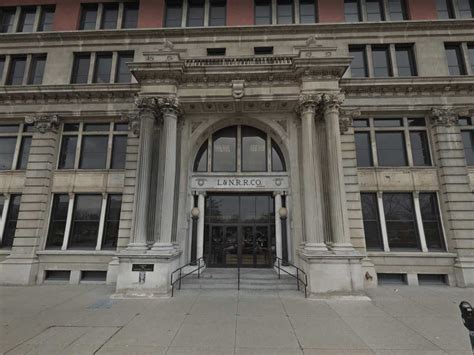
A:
[58,122,128,170]
[165,0,183,27]
[254,46,274,55]
[28,55,47,85]
[395,45,417,76]
[300,0,317,23]
[0,8,16,33]
[460,117,474,165]
[344,0,361,22]
[0,196,4,220]
[458,0,474,18]
[388,0,407,20]
[255,0,272,25]
[122,3,139,28]
[372,46,392,77]
[361,193,383,250]
[437,0,454,18]
[469,45,474,74]
[419,193,445,251]
[277,0,294,24]
[366,0,384,21]
[46,194,69,249]
[383,193,420,250]
[38,6,55,32]
[0,194,21,249]
[101,3,119,29]
[116,52,134,83]
[18,7,36,32]
[209,0,226,26]
[71,54,91,84]
[102,194,122,249]
[93,53,113,83]
[195,125,286,173]
[445,44,466,75]
[0,56,5,82]
[354,117,431,168]
[187,0,205,27]
[0,124,33,171]
[6,56,27,86]
[80,4,99,30]
[207,48,226,56]
[349,46,368,77]
[69,195,102,249]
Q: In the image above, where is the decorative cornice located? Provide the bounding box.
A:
[24,114,59,133]
[428,107,459,126]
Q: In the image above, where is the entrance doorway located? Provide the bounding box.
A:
[204,194,275,268]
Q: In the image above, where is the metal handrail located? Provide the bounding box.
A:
[273,256,308,298]
[170,257,205,297]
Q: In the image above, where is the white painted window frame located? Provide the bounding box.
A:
[0,194,10,245]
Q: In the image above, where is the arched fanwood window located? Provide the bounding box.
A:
[193,125,286,173]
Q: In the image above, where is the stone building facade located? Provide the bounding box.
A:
[0,0,473,296]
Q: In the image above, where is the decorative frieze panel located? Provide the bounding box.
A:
[24,114,59,133]
[191,175,289,191]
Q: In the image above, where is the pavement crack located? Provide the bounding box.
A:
[92,312,140,355]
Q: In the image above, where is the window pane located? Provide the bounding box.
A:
[242,126,267,172]
[63,123,80,132]
[277,0,294,24]
[419,193,445,251]
[111,135,127,169]
[187,0,205,27]
[0,56,5,82]
[344,0,361,22]
[101,3,119,29]
[376,132,408,166]
[58,136,77,169]
[71,54,91,84]
[93,53,112,83]
[165,1,183,27]
[116,52,134,83]
[300,0,316,23]
[16,136,32,170]
[437,0,454,18]
[83,123,110,132]
[28,55,47,85]
[114,123,129,131]
[0,8,16,33]
[0,137,17,170]
[255,0,272,24]
[212,126,237,172]
[68,195,102,249]
[123,3,139,28]
[372,47,391,77]
[458,0,473,18]
[383,193,420,250]
[408,118,426,127]
[0,125,19,133]
[349,47,368,77]
[79,136,108,169]
[353,119,369,127]
[388,0,406,20]
[445,45,465,75]
[468,45,474,74]
[271,140,286,172]
[7,56,27,85]
[410,131,431,166]
[18,7,36,32]
[366,0,384,21]
[102,194,122,250]
[209,0,226,26]
[396,46,416,76]
[355,132,373,167]
[361,193,383,250]
[46,194,69,249]
[374,118,402,127]
[80,4,98,30]
[462,131,474,165]
[194,141,208,172]
[0,196,4,220]
[38,6,55,32]
[1,194,21,249]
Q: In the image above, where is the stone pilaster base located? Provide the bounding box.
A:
[361,257,377,289]
[106,257,120,285]
[113,250,182,298]
[454,257,474,287]
[0,257,39,285]
[298,249,364,295]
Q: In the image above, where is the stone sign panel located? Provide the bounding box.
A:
[191,176,289,191]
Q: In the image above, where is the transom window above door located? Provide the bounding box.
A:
[193,125,286,173]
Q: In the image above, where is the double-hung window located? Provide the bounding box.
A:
[0,8,16,33]
[58,122,128,170]
[387,0,407,20]
[366,0,384,21]
[299,0,317,23]
[361,192,446,252]
[80,2,139,30]
[354,117,432,168]
[187,0,205,26]
[209,0,226,26]
[445,43,474,75]
[46,193,122,250]
[165,0,183,27]
[0,194,22,249]
[0,123,34,171]
[460,116,474,166]
[344,0,361,22]
[437,0,473,18]
[255,0,272,25]
[277,0,294,24]
[3,54,47,86]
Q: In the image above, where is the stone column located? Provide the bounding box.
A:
[274,192,283,260]
[296,95,327,252]
[127,97,159,251]
[429,107,474,287]
[196,192,205,260]
[321,93,354,252]
[151,97,183,253]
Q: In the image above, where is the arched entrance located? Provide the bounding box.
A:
[190,125,289,268]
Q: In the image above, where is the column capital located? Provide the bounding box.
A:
[339,109,361,134]
[321,93,345,115]
[295,94,322,116]
[428,107,459,127]
[25,114,59,133]
[156,97,183,119]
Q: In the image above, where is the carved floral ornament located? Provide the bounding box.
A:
[428,107,473,127]
[24,114,59,133]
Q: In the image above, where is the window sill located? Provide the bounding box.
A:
[37,250,116,256]
[54,169,125,173]
[0,249,11,255]
[357,166,437,170]
[367,251,456,258]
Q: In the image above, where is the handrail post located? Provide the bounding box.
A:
[296,269,300,291]
[278,258,281,279]
[179,269,182,290]
[198,259,201,279]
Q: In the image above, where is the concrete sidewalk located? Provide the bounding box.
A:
[0,284,472,354]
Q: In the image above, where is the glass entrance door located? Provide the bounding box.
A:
[241,225,272,267]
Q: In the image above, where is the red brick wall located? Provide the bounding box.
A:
[139,0,164,28]
[318,0,344,23]
[406,0,438,20]
[228,0,254,26]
